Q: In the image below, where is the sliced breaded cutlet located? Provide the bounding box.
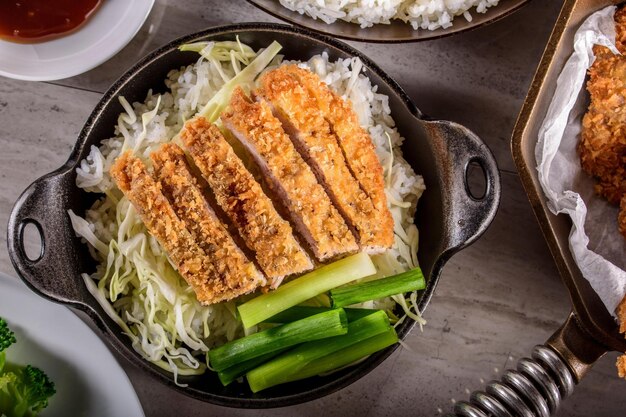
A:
[110,151,249,305]
[180,117,313,286]
[279,64,394,248]
[257,66,392,253]
[150,143,266,294]
[222,87,358,261]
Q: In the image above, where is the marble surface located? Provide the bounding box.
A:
[0,0,624,416]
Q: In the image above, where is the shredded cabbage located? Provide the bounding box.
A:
[197,40,282,122]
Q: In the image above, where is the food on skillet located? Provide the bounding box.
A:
[579,7,626,240]
[69,40,426,387]
[278,0,500,30]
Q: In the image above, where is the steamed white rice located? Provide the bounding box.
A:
[279,0,500,30]
[72,42,425,379]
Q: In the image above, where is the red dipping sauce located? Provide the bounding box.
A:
[0,0,102,43]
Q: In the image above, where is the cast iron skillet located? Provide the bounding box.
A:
[7,23,500,408]
[247,0,531,43]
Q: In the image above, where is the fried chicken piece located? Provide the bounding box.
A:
[579,45,626,204]
[181,117,313,285]
[150,143,266,295]
[110,151,240,305]
[257,65,389,253]
[222,87,358,262]
[579,8,626,239]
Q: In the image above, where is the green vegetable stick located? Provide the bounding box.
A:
[238,252,376,328]
[209,309,348,372]
[246,310,390,393]
[217,306,380,386]
[217,348,289,386]
[252,327,399,392]
[263,306,377,324]
[331,267,425,308]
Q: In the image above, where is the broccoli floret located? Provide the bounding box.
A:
[19,366,56,414]
[0,318,16,352]
[0,318,55,417]
[0,365,56,417]
[0,318,16,374]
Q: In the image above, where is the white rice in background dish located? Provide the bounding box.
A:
[279,0,500,30]
[70,41,425,381]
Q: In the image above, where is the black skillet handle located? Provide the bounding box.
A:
[423,119,501,252]
[447,312,608,417]
[7,170,88,306]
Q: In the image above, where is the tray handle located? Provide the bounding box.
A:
[446,312,608,417]
[7,172,88,306]
[423,119,501,253]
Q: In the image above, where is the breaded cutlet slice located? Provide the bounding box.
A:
[280,64,394,249]
[222,87,358,262]
[110,151,236,305]
[150,143,266,295]
[257,66,391,253]
[181,117,313,285]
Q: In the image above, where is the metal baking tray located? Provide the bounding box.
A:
[447,1,626,416]
[512,0,626,355]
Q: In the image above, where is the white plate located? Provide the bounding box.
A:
[0,273,145,417]
[0,0,155,81]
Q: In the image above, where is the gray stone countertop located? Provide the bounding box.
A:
[0,0,624,416]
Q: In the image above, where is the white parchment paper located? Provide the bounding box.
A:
[536,5,626,318]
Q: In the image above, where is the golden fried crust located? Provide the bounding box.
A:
[617,355,626,379]
[110,151,231,305]
[615,7,626,53]
[279,65,394,249]
[181,117,312,280]
[616,295,626,378]
[618,294,626,334]
[579,8,626,244]
[223,87,357,261]
[150,143,266,296]
[579,44,626,204]
[257,66,390,252]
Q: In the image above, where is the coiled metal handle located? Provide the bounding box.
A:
[448,345,575,417]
